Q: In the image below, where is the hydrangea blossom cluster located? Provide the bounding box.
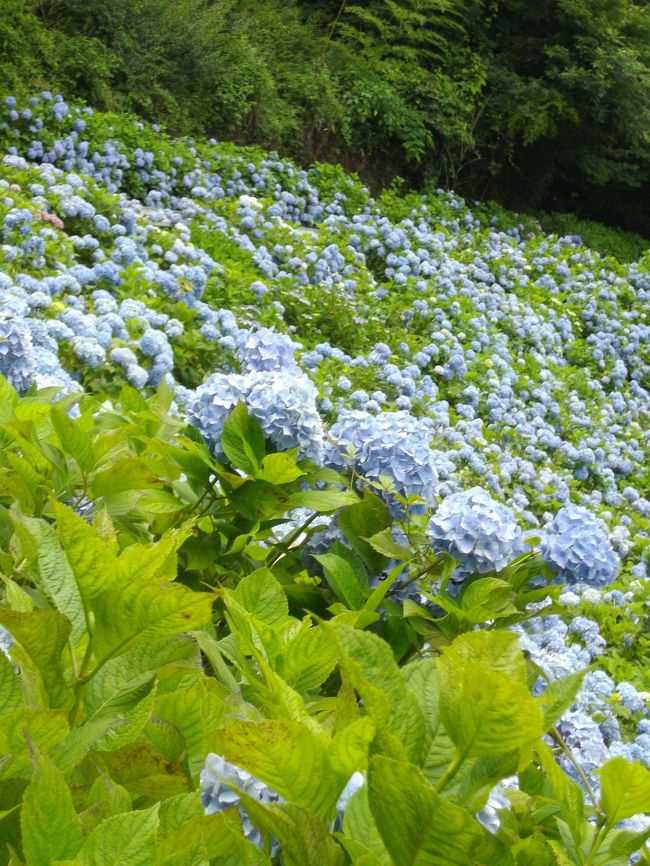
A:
[184,369,325,462]
[200,754,282,849]
[540,504,619,586]
[328,409,449,512]
[0,91,648,584]
[0,315,36,392]
[513,609,650,795]
[427,486,526,577]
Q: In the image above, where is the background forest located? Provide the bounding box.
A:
[2,0,650,239]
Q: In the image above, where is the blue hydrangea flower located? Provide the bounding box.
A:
[185,370,324,462]
[0,315,37,393]
[0,625,12,659]
[328,410,444,512]
[427,486,525,576]
[540,504,619,586]
[237,327,301,373]
[200,754,281,850]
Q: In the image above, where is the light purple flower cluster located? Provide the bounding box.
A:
[540,504,619,586]
[328,409,448,512]
[427,486,526,576]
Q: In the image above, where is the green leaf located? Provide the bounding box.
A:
[256,452,305,484]
[458,578,517,623]
[537,743,584,845]
[0,709,69,780]
[155,682,224,781]
[340,785,391,866]
[220,718,343,817]
[364,529,411,562]
[78,805,159,866]
[289,490,359,512]
[221,402,265,474]
[100,741,187,799]
[21,746,83,866]
[0,650,21,714]
[440,630,527,682]
[0,609,71,709]
[368,756,510,866]
[236,795,344,866]
[51,717,125,773]
[83,635,199,720]
[329,623,425,763]
[10,512,86,645]
[51,407,94,474]
[233,570,289,625]
[600,757,650,829]
[537,670,586,729]
[338,495,392,574]
[277,624,338,692]
[313,553,367,610]
[52,501,114,600]
[439,665,542,760]
[91,579,213,662]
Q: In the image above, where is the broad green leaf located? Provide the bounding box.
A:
[277,624,338,692]
[608,826,650,857]
[100,742,188,799]
[237,795,344,866]
[95,685,158,752]
[155,683,224,781]
[600,757,650,829]
[364,529,411,562]
[458,578,517,623]
[91,579,213,661]
[82,635,199,719]
[0,709,69,780]
[51,407,94,474]
[438,664,543,759]
[368,756,510,866]
[329,623,426,763]
[52,501,113,600]
[330,717,375,777]
[136,489,186,514]
[85,773,132,826]
[537,670,586,729]
[78,805,159,866]
[50,717,125,773]
[402,657,440,742]
[340,785,391,866]
[0,651,21,714]
[220,718,343,817]
[233,569,289,625]
[338,495,392,574]
[437,631,543,759]
[21,747,83,866]
[221,402,265,474]
[537,743,584,845]
[313,553,367,610]
[440,630,527,682]
[157,798,269,866]
[0,609,71,708]
[256,452,305,484]
[289,490,359,512]
[114,529,191,585]
[10,513,86,645]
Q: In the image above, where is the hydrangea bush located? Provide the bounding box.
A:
[0,92,649,865]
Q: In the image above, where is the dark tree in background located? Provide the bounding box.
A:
[2,0,650,233]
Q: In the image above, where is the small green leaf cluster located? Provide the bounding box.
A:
[0,380,648,866]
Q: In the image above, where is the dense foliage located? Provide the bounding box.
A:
[0,93,649,863]
[2,0,650,237]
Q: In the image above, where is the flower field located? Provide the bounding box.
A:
[0,92,649,865]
